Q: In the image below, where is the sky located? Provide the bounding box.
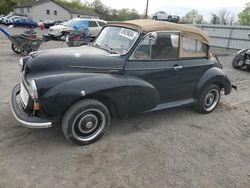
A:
[85,0,249,21]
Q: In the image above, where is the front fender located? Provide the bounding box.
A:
[194,67,232,99]
[37,73,128,119]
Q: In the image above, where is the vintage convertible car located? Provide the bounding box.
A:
[11,19,232,145]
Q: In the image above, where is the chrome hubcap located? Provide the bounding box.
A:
[77,114,98,134]
[86,122,93,129]
[203,89,220,111]
[72,109,106,142]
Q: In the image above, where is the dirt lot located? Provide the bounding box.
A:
[0,26,250,188]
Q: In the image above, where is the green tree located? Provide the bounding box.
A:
[181,9,203,24]
[238,2,250,25]
[0,0,17,14]
[129,9,140,20]
[210,13,220,24]
[55,0,90,10]
[89,0,109,19]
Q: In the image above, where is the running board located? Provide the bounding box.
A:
[148,98,195,112]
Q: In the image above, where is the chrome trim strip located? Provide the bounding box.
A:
[68,65,122,71]
[20,82,29,107]
[125,67,172,71]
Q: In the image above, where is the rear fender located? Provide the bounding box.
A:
[194,67,232,99]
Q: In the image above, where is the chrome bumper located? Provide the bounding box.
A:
[11,84,52,128]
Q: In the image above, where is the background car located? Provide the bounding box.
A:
[42,20,55,29]
[0,15,5,23]
[2,15,14,25]
[152,11,180,23]
[12,18,38,28]
[1,13,27,25]
[6,15,23,26]
[48,18,106,39]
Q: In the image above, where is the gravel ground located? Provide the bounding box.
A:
[0,26,250,188]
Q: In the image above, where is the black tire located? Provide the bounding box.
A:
[195,84,221,114]
[62,99,110,145]
[246,65,250,71]
[153,16,157,20]
[11,43,21,54]
[168,16,172,22]
[232,56,245,69]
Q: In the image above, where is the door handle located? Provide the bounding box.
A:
[173,65,183,71]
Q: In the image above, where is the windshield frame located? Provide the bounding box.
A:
[93,25,141,56]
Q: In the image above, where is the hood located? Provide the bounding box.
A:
[49,24,70,31]
[24,46,124,78]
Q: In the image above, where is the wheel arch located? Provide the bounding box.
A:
[194,67,232,99]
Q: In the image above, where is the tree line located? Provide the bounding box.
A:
[181,5,250,26]
[1,0,250,25]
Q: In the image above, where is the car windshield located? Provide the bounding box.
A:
[62,19,80,27]
[93,26,139,55]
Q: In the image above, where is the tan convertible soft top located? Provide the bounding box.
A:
[108,19,209,45]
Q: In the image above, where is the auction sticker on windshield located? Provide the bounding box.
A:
[119,28,137,40]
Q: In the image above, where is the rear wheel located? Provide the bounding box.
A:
[168,16,173,22]
[62,99,110,145]
[195,84,221,114]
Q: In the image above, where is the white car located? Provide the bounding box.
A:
[48,18,107,39]
[152,11,180,23]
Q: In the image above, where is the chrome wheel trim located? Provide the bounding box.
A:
[203,89,220,112]
[77,114,98,134]
[72,109,106,142]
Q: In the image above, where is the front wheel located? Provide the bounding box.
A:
[232,56,245,69]
[195,84,221,114]
[62,99,110,145]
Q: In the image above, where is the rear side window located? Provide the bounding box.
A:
[182,37,207,53]
[89,21,98,27]
[97,21,106,26]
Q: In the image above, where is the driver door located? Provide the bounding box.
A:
[125,31,190,113]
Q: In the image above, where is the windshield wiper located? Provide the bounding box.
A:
[93,43,117,54]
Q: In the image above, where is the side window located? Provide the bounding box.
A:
[131,32,179,60]
[89,21,98,27]
[182,37,207,53]
[97,21,106,26]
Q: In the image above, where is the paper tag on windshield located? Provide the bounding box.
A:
[119,28,137,40]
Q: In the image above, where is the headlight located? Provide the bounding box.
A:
[28,80,38,101]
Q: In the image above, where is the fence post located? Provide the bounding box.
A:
[227,27,233,49]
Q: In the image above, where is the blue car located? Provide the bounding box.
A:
[13,18,38,28]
